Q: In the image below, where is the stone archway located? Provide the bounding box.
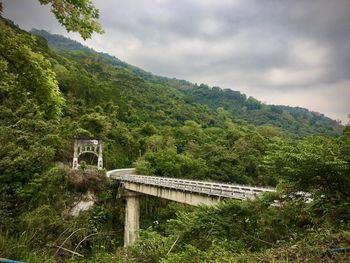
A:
[78,151,98,166]
[72,138,103,170]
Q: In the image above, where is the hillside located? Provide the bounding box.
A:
[1,18,350,263]
[183,84,342,137]
[32,29,343,138]
[31,29,195,90]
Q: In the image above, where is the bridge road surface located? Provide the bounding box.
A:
[107,168,276,203]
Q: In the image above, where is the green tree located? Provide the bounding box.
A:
[265,136,350,202]
[0,19,64,119]
[38,0,103,39]
[80,112,111,137]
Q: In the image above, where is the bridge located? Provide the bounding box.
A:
[107,169,275,246]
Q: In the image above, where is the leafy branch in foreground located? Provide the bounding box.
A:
[38,0,104,39]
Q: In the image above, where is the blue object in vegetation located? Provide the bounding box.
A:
[0,258,26,263]
[328,248,350,254]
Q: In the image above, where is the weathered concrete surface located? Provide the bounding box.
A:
[110,172,275,200]
[121,183,220,246]
[124,190,140,247]
[69,191,96,217]
[109,169,275,246]
[72,138,103,170]
[123,181,221,206]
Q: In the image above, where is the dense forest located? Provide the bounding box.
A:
[1,9,350,263]
[32,29,342,138]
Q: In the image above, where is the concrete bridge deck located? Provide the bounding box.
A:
[107,168,275,201]
[107,168,276,246]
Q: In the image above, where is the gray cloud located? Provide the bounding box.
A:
[3,0,350,123]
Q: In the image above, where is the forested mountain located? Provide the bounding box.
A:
[182,85,342,137]
[1,18,350,263]
[32,29,342,138]
[31,29,195,90]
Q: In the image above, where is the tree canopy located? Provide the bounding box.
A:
[0,0,103,39]
[38,0,103,39]
[0,15,349,263]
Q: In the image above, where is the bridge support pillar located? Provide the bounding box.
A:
[124,191,140,247]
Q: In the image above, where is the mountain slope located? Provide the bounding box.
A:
[32,29,342,138]
[182,84,342,137]
[2,18,350,263]
[31,29,195,90]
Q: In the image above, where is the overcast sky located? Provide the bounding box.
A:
[3,0,350,123]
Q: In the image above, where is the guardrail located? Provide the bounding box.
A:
[108,169,275,200]
[107,168,136,177]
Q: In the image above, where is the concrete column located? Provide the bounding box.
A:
[124,191,140,247]
[97,141,103,170]
[72,140,79,169]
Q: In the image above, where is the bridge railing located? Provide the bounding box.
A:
[108,169,275,200]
